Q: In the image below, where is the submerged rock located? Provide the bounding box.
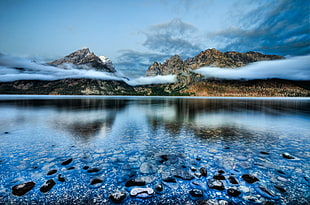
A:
[87,167,100,173]
[61,158,73,166]
[90,177,103,185]
[155,183,164,192]
[130,187,154,198]
[242,174,259,184]
[173,169,195,180]
[47,169,57,175]
[207,179,225,190]
[12,181,36,196]
[162,176,177,183]
[228,175,239,184]
[255,185,279,200]
[274,185,286,193]
[57,174,65,182]
[260,151,270,155]
[125,179,146,187]
[189,189,203,197]
[140,162,157,174]
[199,167,207,177]
[213,173,225,180]
[282,153,295,159]
[109,191,127,203]
[40,179,56,193]
[83,166,89,170]
[227,188,241,197]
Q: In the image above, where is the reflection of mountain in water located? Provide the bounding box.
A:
[145,98,310,136]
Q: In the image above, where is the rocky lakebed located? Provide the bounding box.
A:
[0,96,309,204]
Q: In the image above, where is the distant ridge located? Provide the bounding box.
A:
[146,48,284,76]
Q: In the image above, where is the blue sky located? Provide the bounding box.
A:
[0,0,309,77]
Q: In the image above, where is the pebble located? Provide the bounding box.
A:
[173,169,195,180]
[12,181,36,196]
[199,167,207,177]
[274,185,286,193]
[109,191,126,203]
[242,174,259,184]
[227,188,241,197]
[40,179,56,193]
[162,176,176,183]
[130,187,154,197]
[189,189,203,197]
[87,167,100,173]
[125,179,146,187]
[213,173,225,180]
[260,151,270,155]
[207,179,225,191]
[228,175,238,184]
[47,169,57,175]
[155,183,164,192]
[282,153,295,159]
[90,177,103,185]
[255,185,279,200]
[61,158,73,166]
[57,174,65,182]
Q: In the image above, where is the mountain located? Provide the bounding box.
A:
[146,48,284,76]
[48,48,116,73]
[0,48,309,97]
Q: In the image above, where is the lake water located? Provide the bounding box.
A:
[0,96,309,205]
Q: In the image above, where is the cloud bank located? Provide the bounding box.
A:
[0,54,177,86]
[194,55,310,81]
[215,0,310,56]
[125,75,176,86]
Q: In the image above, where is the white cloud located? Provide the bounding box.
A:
[194,55,310,81]
[126,75,177,86]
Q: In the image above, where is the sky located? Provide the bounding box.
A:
[0,0,309,77]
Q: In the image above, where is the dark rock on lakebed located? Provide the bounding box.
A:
[57,174,65,182]
[90,177,103,185]
[125,179,146,187]
[189,189,203,197]
[207,179,225,191]
[83,166,89,170]
[12,181,36,196]
[162,176,177,183]
[255,185,279,200]
[47,169,57,175]
[213,173,225,180]
[260,151,270,155]
[173,169,195,180]
[87,167,100,173]
[282,153,295,159]
[155,183,164,192]
[67,166,75,170]
[109,191,127,203]
[228,175,239,184]
[274,185,286,193]
[242,174,259,184]
[199,167,207,177]
[61,158,73,166]
[227,188,241,197]
[40,179,56,193]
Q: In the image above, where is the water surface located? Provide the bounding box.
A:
[0,96,309,204]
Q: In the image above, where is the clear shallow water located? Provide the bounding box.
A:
[0,96,309,205]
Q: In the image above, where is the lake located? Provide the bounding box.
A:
[0,96,309,204]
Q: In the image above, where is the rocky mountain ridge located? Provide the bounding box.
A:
[48,48,116,73]
[146,48,284,76]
